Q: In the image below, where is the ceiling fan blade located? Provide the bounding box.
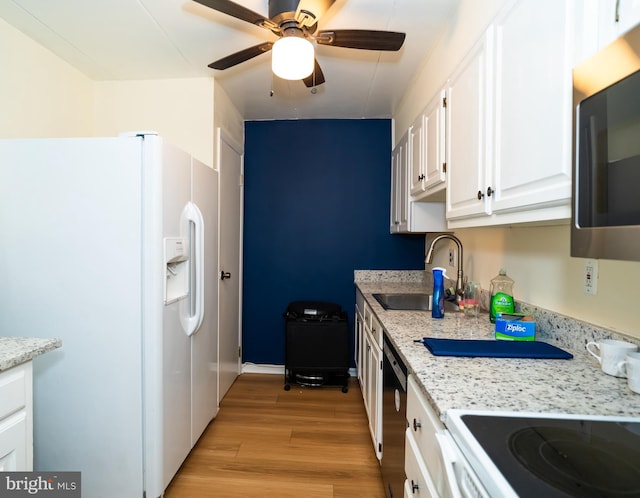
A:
[315,30,406,51]
[193,0,274,29]
[208,42,274,70]
[295,0,336,28]
[302,59,325,87]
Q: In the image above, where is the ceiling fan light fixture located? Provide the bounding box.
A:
[272,35,314,80]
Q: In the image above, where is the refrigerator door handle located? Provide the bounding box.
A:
[182,201,205,336]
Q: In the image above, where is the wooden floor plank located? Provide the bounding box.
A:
[164,374,386,498]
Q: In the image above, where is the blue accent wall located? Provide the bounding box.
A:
[243,119,425,365]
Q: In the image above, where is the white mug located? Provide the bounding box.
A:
[619,352,640,394]
[586,339,638,377]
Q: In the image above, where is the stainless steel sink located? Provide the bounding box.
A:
[373,293,431,311]
[372,293,459,312]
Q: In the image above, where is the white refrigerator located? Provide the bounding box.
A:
[0,133,219,497]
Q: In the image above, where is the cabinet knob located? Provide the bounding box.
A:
[487,186,493,197]
[413,418,422,431]
[411,480,419,493]
[418,174,425,181]
[477,190,484,200]
[220,271,231,280]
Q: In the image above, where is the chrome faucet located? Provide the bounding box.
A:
[425,233,464,307]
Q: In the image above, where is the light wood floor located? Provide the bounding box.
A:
[164,373,386,498]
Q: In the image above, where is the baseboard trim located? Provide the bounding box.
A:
[241,363,284,374]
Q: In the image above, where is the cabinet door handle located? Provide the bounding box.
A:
[220,271,231,280]
[418,174,425,181]
[413,418,422,431]
[411,480,419,493]
[477,190,484,200]
[487,186,493,197]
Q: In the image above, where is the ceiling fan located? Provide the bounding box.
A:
[194,0,406,88]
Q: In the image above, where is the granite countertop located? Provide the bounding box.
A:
[0,337,62,372]
[355,271,640,420]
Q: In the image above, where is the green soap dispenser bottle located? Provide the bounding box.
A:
[489,269,515,323]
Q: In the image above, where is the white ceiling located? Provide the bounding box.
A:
[0,0,458,120]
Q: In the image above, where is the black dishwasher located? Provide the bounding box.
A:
[381,335,408,498]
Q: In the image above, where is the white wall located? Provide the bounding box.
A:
[93,78,215,167]
[0,18,93,138]
[395,0,640,339]
[446,225,640,337]
[0,15,220,169]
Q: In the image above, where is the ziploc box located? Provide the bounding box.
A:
[495,313,536,341]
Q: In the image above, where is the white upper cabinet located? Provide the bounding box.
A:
[447,0,585,227]
[390,132,409,233]
[391,130,448,234]
[598,0,640,47]
[446,28,493,222]
[409,112,425,196]
[489,0,578,216]
[410,89,447,201]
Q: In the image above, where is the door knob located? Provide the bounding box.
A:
[220,271,231,280]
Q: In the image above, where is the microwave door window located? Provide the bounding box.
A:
[578,69,640,228]
[607,155,640,225]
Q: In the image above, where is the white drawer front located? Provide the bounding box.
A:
[0,364,29,420]
[407,375,445,491]
[0,411,29,471]
[405,429,439,498]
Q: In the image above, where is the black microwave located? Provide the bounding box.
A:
[572,24,640,262]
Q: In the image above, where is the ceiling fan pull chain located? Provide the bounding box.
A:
[270,70,275,97]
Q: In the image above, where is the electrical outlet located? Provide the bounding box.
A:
[584,259,598,295]
[449,249,455,266]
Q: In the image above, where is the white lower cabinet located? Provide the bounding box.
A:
[405,374,445,497]
[405,431,439,498]
[356,290,383,459]
[0,362,33,471]
[364,331,382,458]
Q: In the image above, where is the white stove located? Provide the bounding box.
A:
[442,409,640,498]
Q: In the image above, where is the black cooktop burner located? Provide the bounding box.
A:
[510,426,640,497]
[461,415,640,498]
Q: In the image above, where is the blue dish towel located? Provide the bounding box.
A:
[421,337,573,359]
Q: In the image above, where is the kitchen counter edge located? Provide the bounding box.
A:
[355,273,640,421]
[0,337,62,372]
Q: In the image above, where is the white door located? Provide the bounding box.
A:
[190,158,219,445]
[160,140,192,490]
[217,128,243,402]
